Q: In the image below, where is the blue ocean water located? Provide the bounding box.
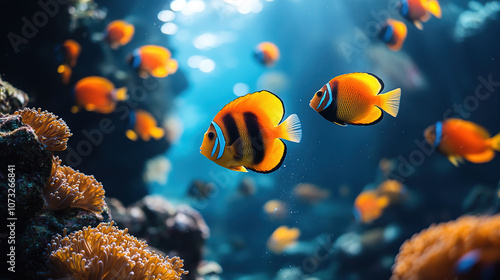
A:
[1,0,499,279]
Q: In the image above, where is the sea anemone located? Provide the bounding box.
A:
[391,215,500,280]
[45,156,105,215]
[46,222,187,280]
[14,107,72,151]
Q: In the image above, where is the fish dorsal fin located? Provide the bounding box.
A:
[447,119,491,139]
[341,72,384,95]
[218,90,285,126]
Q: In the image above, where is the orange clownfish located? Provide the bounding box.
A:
[129,45,178,79]
[353,190,390,223]
[379,19,407,51]
[126,109,165,141]
[254,42,280,67]
[104,20,135,49]
[267,226,300,254]
[72,76,127,114]
[399,0,441,30]
[57,39,81,84]
[424,118,500,166]
[200,90,302,173]
[309,73,401,126]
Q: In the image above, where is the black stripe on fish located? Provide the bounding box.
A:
[247,140,287,174]
[319,80,343,124]
[243,112,265,165]
[222,113,240,146]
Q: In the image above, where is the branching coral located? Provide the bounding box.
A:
[391,215,500,280]
[45,156,105,215]
[14,107,72,151]
[46,222,187,280]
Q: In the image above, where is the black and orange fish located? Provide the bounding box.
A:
[309,73,401,126]
[400,0,441,30]
[379,19,407,51]
[200,90,302,173]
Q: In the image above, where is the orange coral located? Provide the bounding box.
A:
[46,222,187,280]
[391,215,500,280]
[45,156,105,215]
[14,107,72,151]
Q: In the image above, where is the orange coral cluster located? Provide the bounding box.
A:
[14,107,72,151]
[45,156,105,215]
[391,215,500,280]
[46,222,187,280]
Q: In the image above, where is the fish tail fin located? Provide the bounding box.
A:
[167,59,179,74]
[150,127,165,140]
[427,0,442,18]
[278,114,302,143]
[378,88,401,117]
[414,21,424,30]
[489,133,500,152]
[115,87,128,101]
[126,129,138,141]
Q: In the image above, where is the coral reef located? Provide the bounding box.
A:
[45,156,105,215]
[46,222,186,279]
[107,195,209,280]
[0,77,28,114]
[391,215,500,280]
[13,108,72,151]
[0,112,110,279]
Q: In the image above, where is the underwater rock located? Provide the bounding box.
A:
[108,195,210,280]
[0,78,28,114]
[0,112,112,279]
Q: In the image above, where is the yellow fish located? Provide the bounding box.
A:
[200,90,302,173]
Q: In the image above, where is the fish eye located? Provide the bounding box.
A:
[208,132,215,140]
[316,91,323,97]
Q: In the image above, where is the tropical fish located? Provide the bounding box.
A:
[424,118,500,166]
[399,0,442,30]
[56,39,81,84]
[187,180,215,201]
[263,199,287,219]
[379,19,407,51]
[377,179,407,203]
[126,109,165,141]
[455,249,500,280]
[128,45,178,78]
[309,73,401,126]
[254,41,280,67]
[104,20,135,49]
[238,176,256,197]
[200,90,302,173]
[72,76,127,114]
[267,226,300,254]
[353,190,390,223]
[293,183,330,204]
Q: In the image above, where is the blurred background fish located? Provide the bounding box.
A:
[128,45,178,78]
[72,76,127,114]
[104,20,135,49]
